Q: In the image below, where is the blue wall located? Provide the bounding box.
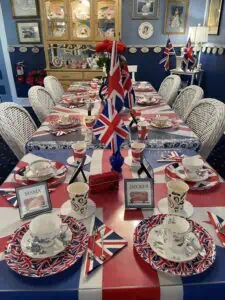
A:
[1,0,46,98]
[0,40,12,102]
[122,0,207,45]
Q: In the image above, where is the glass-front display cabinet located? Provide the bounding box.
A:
[40,0,121,86]
[43,0,69,40]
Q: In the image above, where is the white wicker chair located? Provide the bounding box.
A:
[186,99,225,159]
[158,75,181,106]
[44,76,64,103]
[172,85,204,121]
[0,103,37,159]
[28,86,56,123]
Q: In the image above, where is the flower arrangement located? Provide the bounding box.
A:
[26,69,47,86]
[96,39,127,75]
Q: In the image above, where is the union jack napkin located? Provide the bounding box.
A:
[208,211,225,247]
[0,190,17,207]
[85,217,127,274]
[157,151,185,162]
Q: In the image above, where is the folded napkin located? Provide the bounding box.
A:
[157,151,185,162]
[208,211,225,247]
[85,217,127,275]
[50,128,80,136]
[0,190,17,207]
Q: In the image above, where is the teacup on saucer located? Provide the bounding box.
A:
[154,115,169,128]
[29,214,68,248]
[182,157,205,180]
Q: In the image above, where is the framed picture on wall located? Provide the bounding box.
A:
[164,0,189,34]
[133,0,160,19]
[207,0,224,35]
[11,0,39,18]
[16,21,41,44]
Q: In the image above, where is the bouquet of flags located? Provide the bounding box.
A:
[93,41,129,156]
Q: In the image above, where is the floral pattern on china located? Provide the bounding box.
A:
[24,160,56,181]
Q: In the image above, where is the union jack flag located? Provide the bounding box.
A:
[85,217,127,274]
[122,64,136,109]
[107,41,124,113]
[159,38,176,71]
[93,100,129,153]
[208,211,225,247]
[182,38,194,70]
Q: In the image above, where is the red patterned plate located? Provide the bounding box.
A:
[5,215,88,277]
[14,161,67,187]
[165,163,220,190]
[134,214,216,277]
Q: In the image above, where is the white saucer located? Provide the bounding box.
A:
[174,164,209,182]
[67,155,92,167]
[21,227,72,259]
[150,121,173,129]
[147,225,200,263]
[60,198,96,221]
[158,197,194,218]
[124,156,140,168]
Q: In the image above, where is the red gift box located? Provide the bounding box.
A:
[89,171,120,194]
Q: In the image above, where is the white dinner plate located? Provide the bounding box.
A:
[147,225,200,263]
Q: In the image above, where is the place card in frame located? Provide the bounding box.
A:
[16,182,52,220]
[124,179,154,209]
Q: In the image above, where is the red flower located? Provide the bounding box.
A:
[96,39,126,54]
[26,75,34,86]
[36,77,44,86]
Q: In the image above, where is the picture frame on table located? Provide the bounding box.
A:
[16,182,52,220]
[124,179,154,209]
[164,0,189,34]
[16,21,42,44]
[11,0,39,18]
[206,0,224,35]
[133,0,160,19]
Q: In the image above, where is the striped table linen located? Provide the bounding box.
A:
[0,148,225,300]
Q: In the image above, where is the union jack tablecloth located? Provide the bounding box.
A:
[0,148,225,300]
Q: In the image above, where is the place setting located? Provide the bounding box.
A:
[134,213,216,277]
[165,156,220,190]
[14,159,68,188]
[124,141,146,168]
[49,113,82,136]
[149,115,179,130]
[5,213,89,277]
[133,81,155,93]
[137,94,162,106]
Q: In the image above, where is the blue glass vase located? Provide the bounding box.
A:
[110,150,124,173]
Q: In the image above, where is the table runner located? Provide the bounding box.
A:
[26,102,200,152]
[0,149,225,300]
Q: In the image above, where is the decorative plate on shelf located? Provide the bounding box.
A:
[5,216,89,277]
[202,46,206,53]
[218,47,224,55]
[32,47,39,54]
[141,47,149,53]
[19,47,27,53]
[212,47,217,55]
[129,47,137,54]
[207,47,211,54]
[138,22,154,40]
[8,46,15,53]
[153,47,161,53]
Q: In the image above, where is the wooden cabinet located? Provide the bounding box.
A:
[40,0,121,85]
